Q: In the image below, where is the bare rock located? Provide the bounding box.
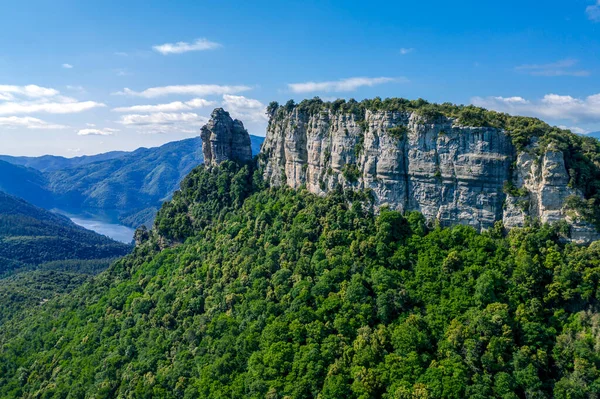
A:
[201,108,252,166]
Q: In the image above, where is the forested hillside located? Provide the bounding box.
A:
[0,161,54,208]
[0,191,131,274]
[1,161,600,398]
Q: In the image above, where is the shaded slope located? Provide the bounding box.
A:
[0,160,53,208]
[0,191,131,274]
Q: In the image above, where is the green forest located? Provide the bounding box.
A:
[0,191,131,275]
[1,161,600,398]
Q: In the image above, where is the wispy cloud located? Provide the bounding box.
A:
[288,77,405,93]
[0,100,105,115]
[587,1,600,22]
[113,84,251,98]
[399,48,414,55]
[515,59,590,77]
[472,93,600,123]
[153,38,221,55]
[62,63,73,69]
[0,85,59,100]
[0,84,105,116]
[222,95,268,123]
[66,85,86,93]
[0,116,67,129]
[113,98,215,113]
[558,125,589,134]
[117,112,207,126]
[77,128,119,136]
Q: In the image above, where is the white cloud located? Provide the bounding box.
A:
[66,85,86,93]
[113,84,251,98]
[587,1,600,22]
[0,84,105,116]
[62,63,73,69]
[222,94,268,123]
[471,93,600,123]
[77,128,119,136]
[558,125,589,134]
[112,98,215,113]
[515,59,590,77]
[0,85,59,100]
[399,48,414,55]
[288,77,405,93]
[118,112,207,126]
[153,38,221,55]
[0,116,67,129]
[0,100,105,115]
[67,148,81,153]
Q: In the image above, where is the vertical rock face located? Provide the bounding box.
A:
[261,106,600,243]
[201,108,252,166]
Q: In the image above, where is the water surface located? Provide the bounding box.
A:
[55,210,135,244]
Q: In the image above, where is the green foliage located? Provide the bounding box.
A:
[387,125,408,141]
[3,164,600,398]
[0,270,90,326]
[354,134,364,158]
[0,191,130,275]
[503,181,529,197]
[154,161,259,242]
[342,164,361,183]
[565,195,600,228]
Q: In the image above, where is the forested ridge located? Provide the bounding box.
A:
[1,161,600,398]
[0,191,131,274]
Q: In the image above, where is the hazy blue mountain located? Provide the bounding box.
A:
[0,160,54,208]
[585,131,600,140]
[0,136,265,228]
[0,151,130,173]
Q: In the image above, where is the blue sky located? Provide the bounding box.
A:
[1,0,599,156]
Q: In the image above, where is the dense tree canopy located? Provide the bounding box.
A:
[1,162,600,398]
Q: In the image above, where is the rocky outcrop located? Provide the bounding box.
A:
[502,142,600,243]
[201,108,252,166]
[261,106,600,243]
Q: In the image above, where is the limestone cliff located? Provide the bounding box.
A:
[261,101,600,243]
[201,108,252,166]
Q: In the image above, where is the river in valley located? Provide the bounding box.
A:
[55,210,136,244]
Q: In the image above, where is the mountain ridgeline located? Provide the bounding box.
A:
[2,100,600,398]
[261,98,600,243]
[0,135,264,228]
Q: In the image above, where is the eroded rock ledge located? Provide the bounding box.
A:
[260,105,599,244]
[200,108,252,166]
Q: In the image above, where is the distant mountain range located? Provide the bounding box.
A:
[0,135,265,228]
[0,151,130,173]
[585,131,600,139]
